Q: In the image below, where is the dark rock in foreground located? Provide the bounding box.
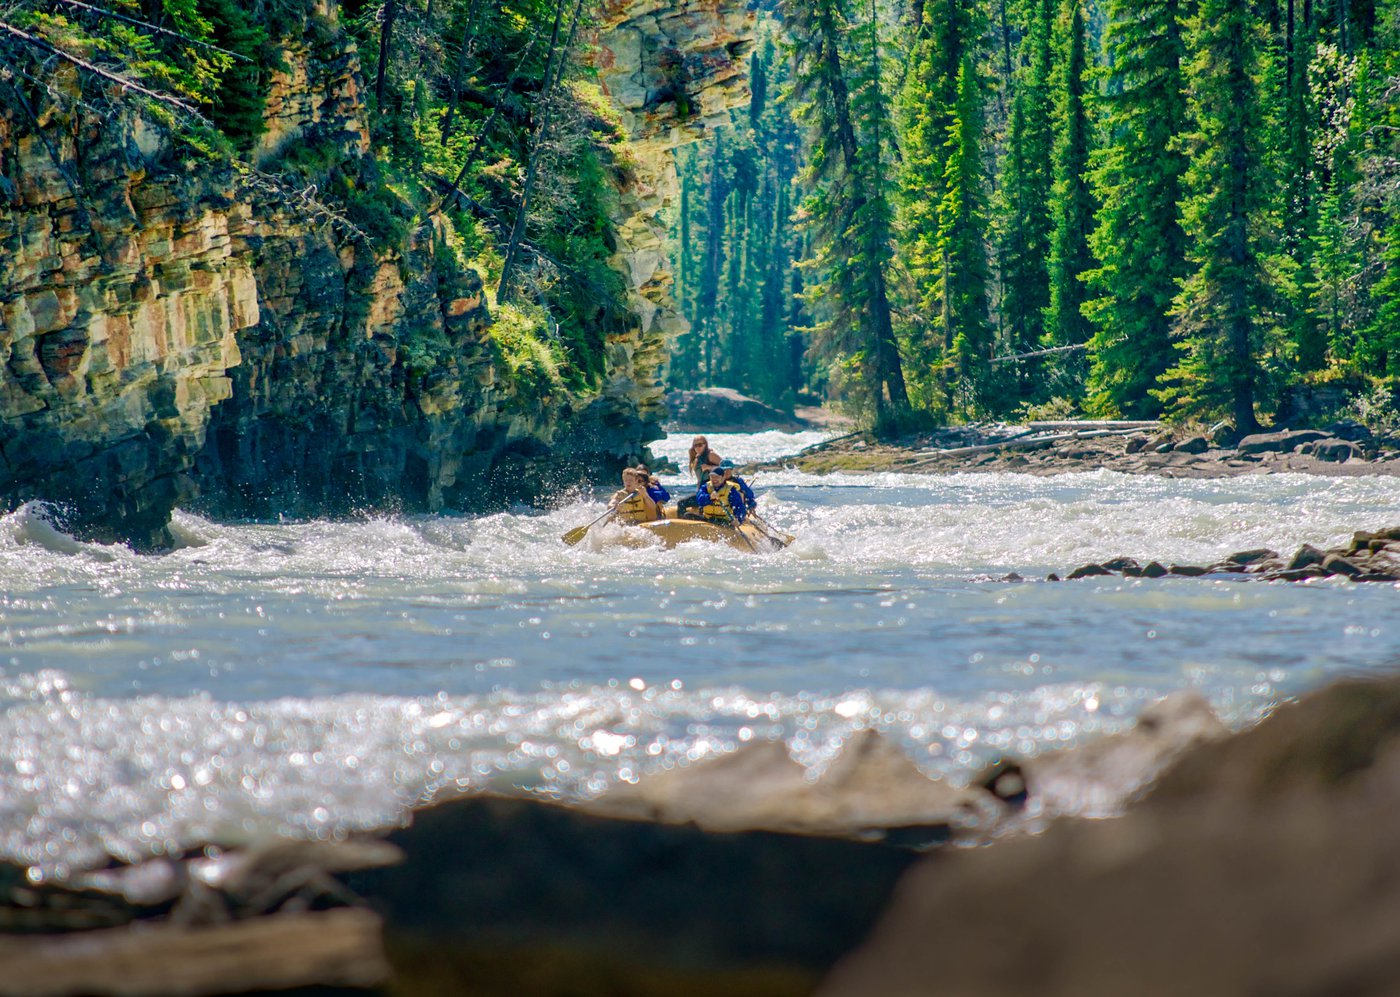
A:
[818,675,1400,997]
[353,795,920,997]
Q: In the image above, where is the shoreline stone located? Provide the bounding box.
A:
[1045,527,1400,586]
[759,422,1400,482]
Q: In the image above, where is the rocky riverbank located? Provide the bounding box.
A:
[13,668,1400,995]
[768,421,1400,479]
[1043,526,1400,585]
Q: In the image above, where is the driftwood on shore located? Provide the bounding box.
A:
[909,427,1150,465]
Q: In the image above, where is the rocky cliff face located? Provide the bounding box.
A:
[0,0,753,547]
[592,0,754,430]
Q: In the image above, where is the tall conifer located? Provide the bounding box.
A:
[938,54,995,415]
[997,0,1055,374]
[1044,0,1097,390]
[782,0,910,425]
[1082,0,1190,417]
[1158,0,1274,431]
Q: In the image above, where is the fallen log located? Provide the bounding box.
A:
[908,428,1147,465]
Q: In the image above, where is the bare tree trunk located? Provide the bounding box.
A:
[375,0,398,108]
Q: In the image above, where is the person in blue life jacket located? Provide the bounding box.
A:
[610,467,662,525]
[634,464,670,506]
[717,460,756,511]
[696,466,749,525]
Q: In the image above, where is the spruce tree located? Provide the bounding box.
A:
[997,0,1056,383]
[1044,0,1097,387]
[938,54,995,416]
[782,0,910,426]
[1082,0,1191,418]
[1360,1,1400,377]
[1158,0,1274,432]
[897,0,982,410]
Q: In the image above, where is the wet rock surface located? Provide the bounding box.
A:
[1051,526,1400,585]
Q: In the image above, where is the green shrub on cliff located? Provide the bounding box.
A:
[489,304,566,406]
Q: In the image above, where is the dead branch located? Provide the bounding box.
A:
[0,19,205,119]
[48,0,253,62]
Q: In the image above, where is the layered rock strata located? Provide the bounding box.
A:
[0,0,755,546]
[593,0,755,431]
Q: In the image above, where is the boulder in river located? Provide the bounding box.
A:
[665,388,811,433]
[589,730,991,841]
[1236,429,1333,454]
[1312,438,1363,462]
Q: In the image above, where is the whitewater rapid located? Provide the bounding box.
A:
[1,430,1397,875]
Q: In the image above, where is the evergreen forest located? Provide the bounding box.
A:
[672,0,1400,435]
[3,0,1399,435]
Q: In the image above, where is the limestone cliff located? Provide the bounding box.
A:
[592,0,755,430]
[0,0,753,547]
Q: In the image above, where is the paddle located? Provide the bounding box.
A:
[724,472,792,549]
[719,496,760,554]
[748,511,794,548]
[561,491,635,547]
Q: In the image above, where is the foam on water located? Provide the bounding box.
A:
[1,432,1398,874]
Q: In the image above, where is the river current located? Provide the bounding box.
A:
[1,430,1398,875]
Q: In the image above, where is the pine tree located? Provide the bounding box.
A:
[1359,0,1400,378]
[997,0,1056,381]
[1158,0,1275,432]
[1082,0,1191,418]
[782,0,910,426]
[897,0,982,410]
[1044,0,1097,385]
[938,53,995,416]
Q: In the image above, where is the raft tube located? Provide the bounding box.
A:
[591,517,786,552]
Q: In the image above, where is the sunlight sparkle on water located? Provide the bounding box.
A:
[0,431,1397,871]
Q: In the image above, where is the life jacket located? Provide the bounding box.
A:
[614,490,656,524]
[700,481,741,523]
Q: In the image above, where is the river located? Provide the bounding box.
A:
[1,430,1397,876]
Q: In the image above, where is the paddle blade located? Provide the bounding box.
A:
[561,524,591,546]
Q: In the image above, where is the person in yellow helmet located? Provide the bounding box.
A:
[609,467,662,525]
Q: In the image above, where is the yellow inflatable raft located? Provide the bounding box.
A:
[615,518,783,552]
[563,511,790,551]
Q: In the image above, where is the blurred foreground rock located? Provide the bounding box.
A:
[818,676,1400,997]
[12,681,1400,996]
[352,794,920,997]
[0,908,387,997]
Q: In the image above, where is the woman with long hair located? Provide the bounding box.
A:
[686,436,721,484]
